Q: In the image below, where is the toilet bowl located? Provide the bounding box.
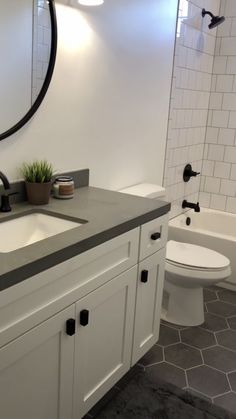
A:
[119,183,231,326]
[163,240,231,326]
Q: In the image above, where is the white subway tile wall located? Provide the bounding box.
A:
[164,0,220,218]
[201,0,236,212]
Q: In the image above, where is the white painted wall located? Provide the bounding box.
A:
[0,0,32,133]
[0,0,178,190]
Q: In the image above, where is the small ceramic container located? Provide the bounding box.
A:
[52,176,74,199]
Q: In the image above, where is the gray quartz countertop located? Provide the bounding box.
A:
[0,186,170,291]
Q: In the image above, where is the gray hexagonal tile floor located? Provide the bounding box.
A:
[201,312,228,332]
[85,286,236,418]
[158,323,180,346]
[139,345,163,366]
[187,365,230,397]
[228,372,236,392]
[139,286,236,415]
[202,346,236,372]
[216,329,236,351]
[180,326,216,349]
[164,343,202,369]
[228,316,236,330]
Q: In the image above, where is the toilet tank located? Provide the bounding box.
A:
[119,183,166,200]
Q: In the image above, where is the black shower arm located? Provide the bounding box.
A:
[202,9,214,18]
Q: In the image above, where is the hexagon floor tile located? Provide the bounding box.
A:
[218,289,236,306]
[139,345,163,367]
[86,286,236,418]
[216,329,236,351]
[145,362,186,389]
[206,301,236,317]
[187,365,230,397]
[200,312,228,332]
[202,346,236,373]
[228,316,236,330]
[158,324,180,346]
[214,392,236,414]
[203,288,218,303]
[186,388,212,403]
[165,343,202,370]
[228,372,236,392]
[181,327,216,349]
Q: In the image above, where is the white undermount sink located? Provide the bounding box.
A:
[0,212,83,253]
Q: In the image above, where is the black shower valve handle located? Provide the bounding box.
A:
[183,164,200,182]
[191,170,200,177]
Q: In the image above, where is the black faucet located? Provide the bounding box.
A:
[0,171,11,212]
[182,200,200,212]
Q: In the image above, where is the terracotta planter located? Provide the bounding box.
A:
[25,181,52,205]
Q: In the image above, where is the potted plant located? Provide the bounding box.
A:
[22,160,54,205]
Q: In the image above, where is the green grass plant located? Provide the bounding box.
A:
[21,160,54,183]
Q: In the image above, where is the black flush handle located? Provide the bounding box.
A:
[66,318,76,336]
[141,270,149,283]
[80,309,89,326]
[151,232,161,241]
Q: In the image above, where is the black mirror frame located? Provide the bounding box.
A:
[0,0,57,141]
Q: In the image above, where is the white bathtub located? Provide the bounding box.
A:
[168,208,236,290]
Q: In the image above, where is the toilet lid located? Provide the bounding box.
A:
[166,241,230,270]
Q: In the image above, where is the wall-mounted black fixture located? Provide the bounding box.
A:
[186,216,191,226]
[183,164,200,182]
[202,8,225,29]
[182,200,200,212]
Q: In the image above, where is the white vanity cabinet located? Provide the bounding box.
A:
[73,266,137,418]
[0,214,168,419]
[132,249,165,365]
[132,214,168,365]
[0,305,75,419]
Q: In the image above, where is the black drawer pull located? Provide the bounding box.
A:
[151,232,161,241]
[66,318,76,336]
[141,270,148,283]
[80,309,89,326]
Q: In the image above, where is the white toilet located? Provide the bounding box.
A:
[119,183,231,327]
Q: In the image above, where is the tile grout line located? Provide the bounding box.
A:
[187,386,213,403]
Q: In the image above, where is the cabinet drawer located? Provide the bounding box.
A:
[139,214,168,260]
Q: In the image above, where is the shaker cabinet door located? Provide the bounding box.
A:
[0,305,75,419]
[132,248,165,365]
[73,266,137,418]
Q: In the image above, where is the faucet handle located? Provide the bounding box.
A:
[0,194,11,212]
[0,192,18,212]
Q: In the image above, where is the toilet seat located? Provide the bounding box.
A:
[166,240,230,271]
[165,240,231,287]
[165,258,231,284]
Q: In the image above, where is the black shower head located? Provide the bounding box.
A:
[202,8,225,29]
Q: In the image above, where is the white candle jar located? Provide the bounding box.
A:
[52,176,74,199]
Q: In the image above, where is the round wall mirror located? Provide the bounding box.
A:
[0,0,57,141]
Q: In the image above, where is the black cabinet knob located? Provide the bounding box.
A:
[66,318,76,336]
[80,309,89,326]
[151,232,161,240]
[141,270,149,283]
